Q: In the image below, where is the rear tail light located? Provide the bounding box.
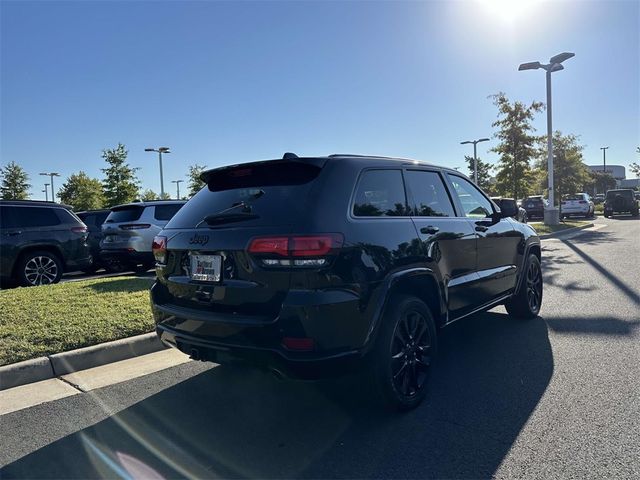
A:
[71,226,88,233]
[120,224,152,230]
[248,234,343,268]
[152,235,167,264]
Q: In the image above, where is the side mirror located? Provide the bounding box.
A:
[497,199,518,218]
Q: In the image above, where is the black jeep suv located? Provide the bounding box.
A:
[0,200,92,286]
[603,189,639,218]
[150,154,542,410]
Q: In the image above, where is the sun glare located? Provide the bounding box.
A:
[478,0,541,23]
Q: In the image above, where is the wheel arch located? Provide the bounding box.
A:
[12,245,65,277]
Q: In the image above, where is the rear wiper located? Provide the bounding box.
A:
[195,190,264,228]
[198,212,259,227]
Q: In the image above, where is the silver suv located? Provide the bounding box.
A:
[100,200,185,271]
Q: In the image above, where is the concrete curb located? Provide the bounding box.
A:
[0,357,54,391]
[539,222,595,239]
[0,332,166,391]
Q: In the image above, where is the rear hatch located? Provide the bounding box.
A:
[101,204,150,249]
[561,195,587,211]
[154,158,328,320]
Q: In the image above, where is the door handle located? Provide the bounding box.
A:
[420,226,440,235]
[475,225,489,232]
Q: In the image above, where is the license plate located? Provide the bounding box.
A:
[104,235,115,243]
[190,254,222,282]
[527,203,534,208]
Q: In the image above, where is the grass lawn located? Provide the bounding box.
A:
[0,276,155,366]
[529,219,592,236]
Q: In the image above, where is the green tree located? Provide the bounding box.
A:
[587,170,616,195]
[57,172,105,210]
[0,161,31,200]
[101,143,140,207]
[464,155,493,193]
[489,92,544,200]
[187,164,207,197]
[140,189,159,201]
[629,147,640,178]
[533,132,590,212]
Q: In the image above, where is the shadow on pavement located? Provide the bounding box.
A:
[546,316,640,336]
[1,312,553,479]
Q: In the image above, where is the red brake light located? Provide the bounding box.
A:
[248,237,289,256]
[152,235,167,263]
[120,224,151,230]
[291,235,342,256]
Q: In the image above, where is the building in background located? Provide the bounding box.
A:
[586,165,639,190]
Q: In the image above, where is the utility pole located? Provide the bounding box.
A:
[519,51,575,226]
[43,183,49,201]
[460,138,490,184]
[171,179,184,199]
[145,147,171,198]
[39,172,60,202]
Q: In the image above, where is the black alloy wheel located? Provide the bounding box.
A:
[505,253,543,319]
[390,309,432,399]
[369,295,437,411]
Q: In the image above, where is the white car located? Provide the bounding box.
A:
[561,193,594,218]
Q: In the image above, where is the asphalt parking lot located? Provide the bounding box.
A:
[1,216,638,479]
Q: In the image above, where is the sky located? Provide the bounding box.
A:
[1,0,638,200]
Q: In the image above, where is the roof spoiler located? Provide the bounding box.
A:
[199,155,327,183]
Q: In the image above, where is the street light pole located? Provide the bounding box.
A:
[145,147,171,198]
[39,172,60,202]
[460,138,490,184]
[518,51,575,226]
[43,183,49,202]
[600,146,609,173]
[171,179,184,199]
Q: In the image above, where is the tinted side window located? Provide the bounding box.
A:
[0,206,18,229]
[448,175,493,218]
[154,204,183,221]
[405,171,455,217]
[352,170,408,217]
[14,207,62,227]
[55,208,81,224]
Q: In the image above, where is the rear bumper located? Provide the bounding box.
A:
[99,248,154,265]
[156,324,362,379]
[150,280,370,379]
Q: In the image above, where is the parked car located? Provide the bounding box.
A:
[561,193,595,219]
[521,195,548,220]
[491,197,527,223]
[150,153,542,411]
[0,200,92,286]
[603,189,640,218]
[100,200,186,271]
[593,193,605,205]
[76,209,112,272]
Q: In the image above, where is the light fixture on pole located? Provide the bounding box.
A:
[171,179,184,199]
[39,172,60,202]
[518,51,575,226]
[460,138,490,184]
[600,146,609,173]
[144,147,171,198]
[43,183,50,202]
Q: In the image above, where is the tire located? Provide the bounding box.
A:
[505,254,542,319]
[367,295,437,411]
[15,250,63,287]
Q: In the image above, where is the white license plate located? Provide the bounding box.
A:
[190,254,222,282]
[104,235,116,243]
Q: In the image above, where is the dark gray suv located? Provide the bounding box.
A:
[0,200,92,286]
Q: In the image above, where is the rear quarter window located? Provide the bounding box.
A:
[13,207,62,228]
[352,169,408,217]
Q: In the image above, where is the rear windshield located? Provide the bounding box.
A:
[564,195,584,201]
[166,161,322,228]
[154,204,184,221]
[105,206,144,223]
[525,198,543,204]
[606,190,632,199]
